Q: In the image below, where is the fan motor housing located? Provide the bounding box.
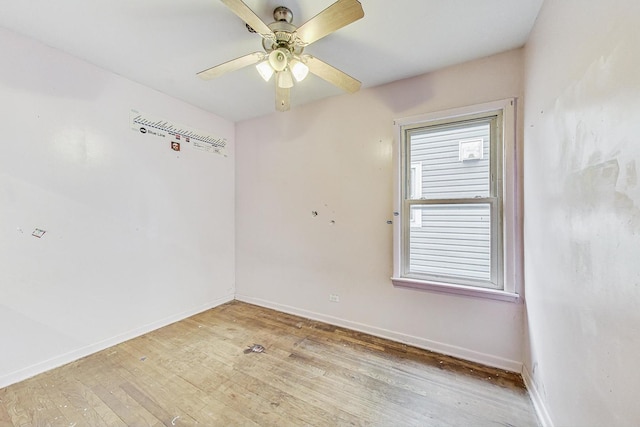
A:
[273,6,293,23]
[262,19,303,55]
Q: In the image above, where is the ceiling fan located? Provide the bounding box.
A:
[197,0,364,112]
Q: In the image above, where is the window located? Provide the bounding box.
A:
[392,99,520,301]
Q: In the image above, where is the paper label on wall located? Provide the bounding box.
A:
[130,110,227,156]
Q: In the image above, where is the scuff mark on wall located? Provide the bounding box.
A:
[566,158,640,234]
[566,158,619,208]
[614,191,640,234]
[624,160,637,188]
[570,241,593,280]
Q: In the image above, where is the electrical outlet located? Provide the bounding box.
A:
[329,294,340,303]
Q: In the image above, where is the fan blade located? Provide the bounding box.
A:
[197,52,264,80]
[276,85,290,112]
[220,0,274,38]
[305,56,361,93]
[295,0,364,45]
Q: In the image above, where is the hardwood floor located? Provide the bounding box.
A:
[1,301,539,426]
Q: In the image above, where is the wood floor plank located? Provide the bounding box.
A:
[10,381,62,427]
[0,390,12,426]
[31,379,75,426]
[0,388,31,427]
[0,301,539,426]
[120,381,182,427]
[92,383,154,426]
[81,387,127,426]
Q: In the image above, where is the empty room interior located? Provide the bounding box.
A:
[1,0,639,425]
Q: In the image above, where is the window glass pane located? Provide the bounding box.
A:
[409,120,491,199]
[408,203,491,282]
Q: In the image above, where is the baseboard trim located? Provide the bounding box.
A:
[235,294,523,373]
[522,366,553,427]
[0,294,234,389]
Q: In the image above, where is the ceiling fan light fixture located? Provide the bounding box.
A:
[290,59,309,82]
[268,48,289,72]
[256,60,274,81]
[200,1,365,112]
[277,70,294,89]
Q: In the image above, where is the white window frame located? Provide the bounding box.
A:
[392,99,521,302]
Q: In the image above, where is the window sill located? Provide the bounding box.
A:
[391,277,520,303]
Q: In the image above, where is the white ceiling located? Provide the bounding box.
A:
[0,0,543,122]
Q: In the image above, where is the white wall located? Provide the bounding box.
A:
[236,49,525,370]
[523,0,640,425]
[0,28,235,387]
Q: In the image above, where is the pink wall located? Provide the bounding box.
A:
[523,0,640,425]
[0,27,236,387]
[236,49,525,370]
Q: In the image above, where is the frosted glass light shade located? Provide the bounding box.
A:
[290,60,309,82]
[277,70,294,89]
[256,61,274,81]
[268,49,288,72]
